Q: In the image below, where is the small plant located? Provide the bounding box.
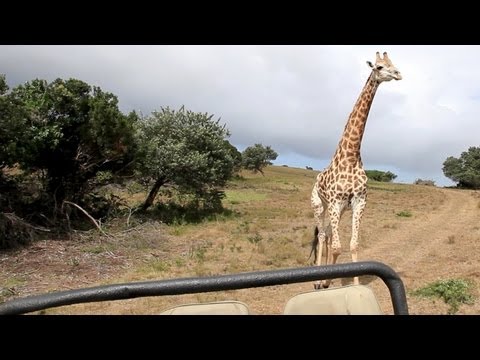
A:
[69,257,80,266]
[94,171,113,184]
[175,257,186,267]
[148,260,170,272]
[412,279,475,314]
[247,232,263,245]
[229,243,242,253]
[189,243,208,262]
[237,220,250,233]
[447,235,455,244]
[0,288,16,302]
[170,223,187,236]
[125,180,145,195]
[83,245,105,254]
[396,210,412,217]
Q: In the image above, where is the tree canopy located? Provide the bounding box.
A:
[2,75,139,212]
[136,106,237,210]
[365,169,397,182]
[443,146,480,189]
[241,144,278,175]
[0,75,29,170]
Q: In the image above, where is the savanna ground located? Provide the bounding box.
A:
[1,165,480,315]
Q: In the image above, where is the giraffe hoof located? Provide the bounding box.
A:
[314,283,322,290]
[322,283,330,289]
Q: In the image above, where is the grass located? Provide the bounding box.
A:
[412,279,475,314]
[396,210,412,217]
[133,258,172,276]
[1,165,457,314]
[224,190,267,204]
[367,181,407,192]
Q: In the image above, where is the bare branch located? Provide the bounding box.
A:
[62,201,111,237]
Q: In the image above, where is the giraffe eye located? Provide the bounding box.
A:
[376,65,384,70]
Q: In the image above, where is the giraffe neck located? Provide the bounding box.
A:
[331,72,379,166]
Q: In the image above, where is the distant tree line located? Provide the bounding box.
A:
[365,145,480,189]
[0,74,277,248]
[365,169,397,182]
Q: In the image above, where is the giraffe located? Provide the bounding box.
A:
[310,51,402,289]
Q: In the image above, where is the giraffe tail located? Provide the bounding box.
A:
[308,226,319,264]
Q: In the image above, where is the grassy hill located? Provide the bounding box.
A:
[4,165,479,314]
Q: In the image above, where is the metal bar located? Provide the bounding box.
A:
[0,260,408,315]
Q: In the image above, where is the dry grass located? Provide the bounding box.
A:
[1,165,479,315]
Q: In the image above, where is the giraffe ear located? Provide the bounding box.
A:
[366,61,374,68]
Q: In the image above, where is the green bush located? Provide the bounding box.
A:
[412,279,475,314]
[365,169,397,182]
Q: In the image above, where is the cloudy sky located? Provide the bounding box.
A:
[1,45,478,186]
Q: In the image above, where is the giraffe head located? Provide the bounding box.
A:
[366,51,402,83]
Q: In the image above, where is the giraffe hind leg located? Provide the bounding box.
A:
[313,226,326,290]
[321,228,332,288]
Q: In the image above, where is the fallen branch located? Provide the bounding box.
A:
[62,201,110,237]
[126,206,141,228]
[2,213,50,232]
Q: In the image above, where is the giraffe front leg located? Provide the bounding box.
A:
[350,195,367,286]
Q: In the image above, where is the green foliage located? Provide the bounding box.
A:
[149,195,234,225]
[135,106,237,210]
[4,77,138,212]
[396,210,412,217]
[0,74,29,169]
[81,192,127,220]
[443,146,480,189]
[0,74,7,95]
[414,179,436,186]
[241,143,278,175]
[247,232,263,245]
[223,140,243,174]
[365,169,397,182]
[412,279,475,314]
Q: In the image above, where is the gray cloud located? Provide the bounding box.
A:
[2,45,479,186]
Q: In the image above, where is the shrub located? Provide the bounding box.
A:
[412,279,475,314]
[414,179,436,186]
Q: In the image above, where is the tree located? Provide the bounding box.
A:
[223,140,243,175]
[0,74,29,170]
[136,106,236,211]
[443,146,480,189]
[365,169,397,182]
[7,77,138,207]
[241,144,278,175]
[0,74,7,94]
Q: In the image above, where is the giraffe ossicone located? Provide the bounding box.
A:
[310,51,402,289]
